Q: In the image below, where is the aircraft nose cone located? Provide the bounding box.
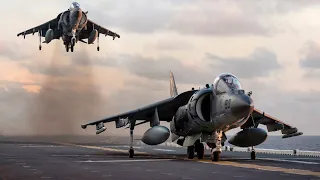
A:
[231,94,254,119]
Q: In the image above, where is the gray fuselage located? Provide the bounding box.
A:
[57,7,87,45]
[170,87,254,141]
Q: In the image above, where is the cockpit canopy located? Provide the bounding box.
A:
[213,73,242,94]
[70,2,80,10]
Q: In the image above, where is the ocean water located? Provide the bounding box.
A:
[225,135,320,151]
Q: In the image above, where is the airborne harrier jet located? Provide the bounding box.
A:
[17,2,120,52]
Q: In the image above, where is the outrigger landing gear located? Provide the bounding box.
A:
[210,131,222,162]
[38,31,42,51]
[97,32,100,51]
[250,147,256,160]
[128,120,135,158]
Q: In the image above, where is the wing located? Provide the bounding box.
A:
[85,19,120,39]
[81,90,196,129]
[17,17,59,38]
[241,108,303,138]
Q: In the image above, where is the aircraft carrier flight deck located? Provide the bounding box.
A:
[0,136,319,180]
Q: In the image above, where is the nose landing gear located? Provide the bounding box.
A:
[64,37,75,52]
[210,131,222,162]
[71,37,76,47]
[65,45,69,52]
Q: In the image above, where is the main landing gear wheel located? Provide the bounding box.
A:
[195,142,204,159]
[187,146,195,159]
[129,148,134,158]
[211,151,220,162]
[251,150,256,160]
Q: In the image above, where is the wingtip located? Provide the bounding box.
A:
[81,124,87,129]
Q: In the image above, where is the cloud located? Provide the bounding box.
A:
[0,41,32,61]
[155,39,194,51]
[0,44,107,136]
[0,80,41,88]
[84,0,272,36]
[85,0,320,36]
[21,62,86,77]
[167,5,273,36]
[295,91,320,103]
[0,83,36,134]
[85,0,176,34]
[86,47,281,86]
[299,41,320,78]
[87,53,211,85]
[206,47,282,79]
[233,0,320,15]
[299,41,320,69]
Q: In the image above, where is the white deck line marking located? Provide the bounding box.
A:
[153,148,176,152]
[260,158,320,165]
[75,159,173,163]
[103,145,142,149]
[21,145,65,148]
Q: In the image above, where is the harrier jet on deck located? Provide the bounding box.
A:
[17,2,120,52]
[81,72,303,161]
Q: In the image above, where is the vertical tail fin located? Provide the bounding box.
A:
[169,71,178,97]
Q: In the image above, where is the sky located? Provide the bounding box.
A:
[0,0,320,136]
